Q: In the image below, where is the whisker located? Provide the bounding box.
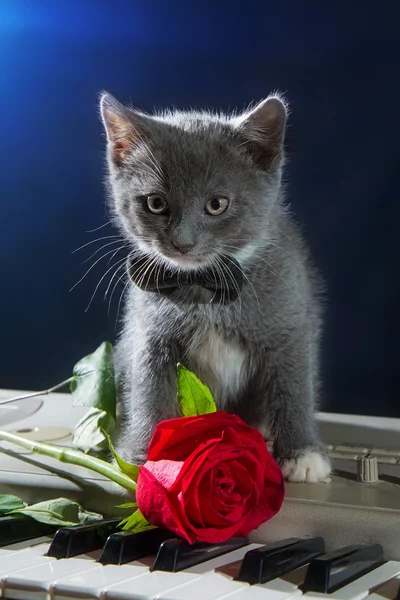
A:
[70,246,124,292]
[128,123,165,185]
[107,267,127,316]
[265,240,303,267]
[223,237,303,268]
[215,256,229,306]
[212,256,226,306]
[104,250,129,297]
[219,251,261,313]
[204,263,218,304]
[83,239,122,264]
[107,244,129,266]
[138,256,157,289]
[86,221,112,233]
[153,256,165,294]
[134,158,164,187]
[222,245,299,300]
[223,243,288,277]
[218,256,243,313]
[145,259,159,291]
[115,279,130,331]
[85,255,128,313]
[221,255,244,312]
[143,144,166,184]
[132,254,155,289]
[72,235,120,254]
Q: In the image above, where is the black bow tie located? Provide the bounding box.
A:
[127,253,243,304]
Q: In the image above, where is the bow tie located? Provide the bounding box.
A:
[127,253,243,304]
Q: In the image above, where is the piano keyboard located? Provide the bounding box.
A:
[1,389,400,599]
[1,521,400,600]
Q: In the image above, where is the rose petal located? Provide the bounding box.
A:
[147,411,253,461]
[136,465,196,544]
[140,460,184,490]
[186,520,247,544]
[181,449,253,527]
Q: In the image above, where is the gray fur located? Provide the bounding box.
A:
[100,92,330,482]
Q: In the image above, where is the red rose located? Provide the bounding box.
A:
[136,411,284,544]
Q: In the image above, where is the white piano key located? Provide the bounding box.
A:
[0,543,55,580]
[0,537,52,559]
[199,566,306,600]
[304,561,400,600]
[0,546,21,560]
[52,561,151,600]
[0,547,17,559]
[160,570,303,600]
[216,584,300,600]
[0,536,53,552]
[105,544,262,600]
[367,575,400,600]
[250,568,307,600]
[156,572,247,600]
[158,549,305,600]
[2,548,102,600]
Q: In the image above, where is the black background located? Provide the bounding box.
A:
[1,0,399,416]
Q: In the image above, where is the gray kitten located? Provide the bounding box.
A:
[100,92,331,483]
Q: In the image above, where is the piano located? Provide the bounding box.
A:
[1,388,399,600]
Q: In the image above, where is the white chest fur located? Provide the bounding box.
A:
[187,330,248,407]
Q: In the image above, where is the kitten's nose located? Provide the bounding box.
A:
[172,242,194,255]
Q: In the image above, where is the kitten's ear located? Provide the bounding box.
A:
[234,95,287,169]
[100,92,147,165]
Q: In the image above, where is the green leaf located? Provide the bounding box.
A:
[77,506,105,525]
[9,498,103,527]
[72,408,115,451]
[177,364,217,417]
[0,494,26,515]
[102,430,140,481]
[115,502,138,509]
[70,341,116,420]
[118,508,153,532]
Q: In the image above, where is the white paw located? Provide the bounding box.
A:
[280,450,331,483]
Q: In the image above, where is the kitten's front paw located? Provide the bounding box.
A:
[279,450,331,483]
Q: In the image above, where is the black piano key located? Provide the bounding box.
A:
[99,528,173,565]
[0,516,56,546]
[236,536,325,584]
[47,519,121,559]
[151,537,248,573]
[302,543,385,593]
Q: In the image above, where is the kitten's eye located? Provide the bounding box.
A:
[146,194,168,214]
[205,197,229,216]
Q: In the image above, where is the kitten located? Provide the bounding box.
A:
[100,92,331,483]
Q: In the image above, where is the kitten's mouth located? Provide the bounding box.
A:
[167,255,204,270]
[162,252,209,271]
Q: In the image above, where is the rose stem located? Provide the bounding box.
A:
[0,430,136,493]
